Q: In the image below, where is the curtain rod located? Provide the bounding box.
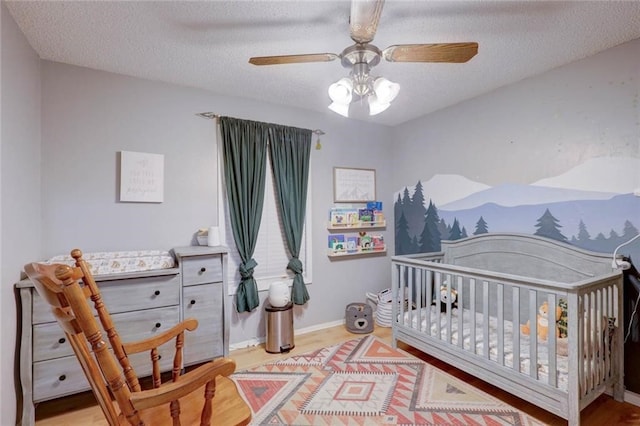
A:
[196,112,325,135]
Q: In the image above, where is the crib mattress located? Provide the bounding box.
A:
[47,250,175,275]
[401,307,570,391]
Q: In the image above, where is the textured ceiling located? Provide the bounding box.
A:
[6,1,640,126]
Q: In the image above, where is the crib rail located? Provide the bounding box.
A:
[391,254,623,420]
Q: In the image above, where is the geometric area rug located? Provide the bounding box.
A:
[230,335,547,425]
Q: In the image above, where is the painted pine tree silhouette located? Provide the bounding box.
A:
[395,211,413,255]
[449,218,463,240]
[534,208,567,242]
[419,200,442,252]
[406,181,427,238]
[577,220,591,242]
[474,216,489,235]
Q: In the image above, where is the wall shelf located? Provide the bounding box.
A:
[327,248,387,260]
[327,220,386,231]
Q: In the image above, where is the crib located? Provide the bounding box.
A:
[390,233,624,425]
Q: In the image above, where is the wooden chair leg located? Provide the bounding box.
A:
[170,399,180,426]
[200,379,216,426]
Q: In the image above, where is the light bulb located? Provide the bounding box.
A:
[328,78,353,103]
[328,101,349,117]
[368,95,390,115]
[373,77,400,104]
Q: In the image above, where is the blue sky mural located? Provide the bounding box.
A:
[394,156,640,263]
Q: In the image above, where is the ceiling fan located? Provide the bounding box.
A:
[248,0,478,117]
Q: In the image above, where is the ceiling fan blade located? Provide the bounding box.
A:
[249,53,339,66]
[383,42,479,63]
[350,0,385,44]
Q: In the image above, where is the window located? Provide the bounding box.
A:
[218,146,312,297]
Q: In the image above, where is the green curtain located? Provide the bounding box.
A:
[219,116,269,313]
[268,125,312,305]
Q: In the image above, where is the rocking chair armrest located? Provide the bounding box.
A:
[129,357,237,411]
[122,318,199,354]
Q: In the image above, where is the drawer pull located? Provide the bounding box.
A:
[154,290,161,296]
[155,322,161,329]
[59,374,66,381]
[200,267,206,273]
[190,300,196,305]
[58,337,66,344]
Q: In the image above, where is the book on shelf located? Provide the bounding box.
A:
[329,208,359,226]
[328,234,345,251]
[366,201,383,211]
[346,236,359,253]
[372,235,385,250]
[358,208,374,222]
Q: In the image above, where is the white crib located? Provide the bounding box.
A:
[391,233,624,425]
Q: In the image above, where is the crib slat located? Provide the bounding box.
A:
[497,283,504,366]
[416,270,424,333]
[470,279,477,354]
[595,289,601,387]
[512,286,520,373]
[547,293,557,388]
[585,293,592,393]
[604,286,611,379]
[435,272,442,339]
[446,274,453,344]
[457,276,464,349]
[426,270,433,334]
[408,269,415,330]
[483,281,490,359]
[529,290,538,379]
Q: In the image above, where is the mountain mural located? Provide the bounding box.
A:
[394,156,640,264]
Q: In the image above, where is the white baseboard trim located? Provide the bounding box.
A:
[229,319,345,352]
[625,390,640,407]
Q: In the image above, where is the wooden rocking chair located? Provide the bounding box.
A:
[24,249,251,426]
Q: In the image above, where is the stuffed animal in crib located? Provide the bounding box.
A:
[432,286,458,312]
[520,301,562,341]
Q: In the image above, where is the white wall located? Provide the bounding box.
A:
[1,2,42,425]
[391,39,640,192]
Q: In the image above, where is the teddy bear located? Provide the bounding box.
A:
[520,301,562,341]
[431,285,458,312]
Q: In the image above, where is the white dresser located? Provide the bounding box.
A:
[16,246,229,426]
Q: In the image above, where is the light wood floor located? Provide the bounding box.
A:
[35,325,640,425]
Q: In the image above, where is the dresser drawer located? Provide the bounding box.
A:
[33,356,91,402]
[183,283,224,364]
[33,306,180,362]
[181,256,223,286]
[33,341,177,402]
[32,274,180,324]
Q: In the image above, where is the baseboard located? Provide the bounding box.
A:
[229,319,345,351]
[625,390,640,407]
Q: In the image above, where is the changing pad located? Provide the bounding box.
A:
[47,250,175,276]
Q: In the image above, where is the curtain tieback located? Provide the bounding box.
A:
[287,258,303,274]
[239,258,258,279]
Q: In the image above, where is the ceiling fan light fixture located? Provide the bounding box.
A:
[367,95,391,116]
[373,77,400,104]
[328,101,350,117]
[328,78,353,103]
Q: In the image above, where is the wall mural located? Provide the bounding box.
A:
[394,157,640,263]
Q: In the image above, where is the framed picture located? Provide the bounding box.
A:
[333,167,376,203]
[119,151,164,202]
